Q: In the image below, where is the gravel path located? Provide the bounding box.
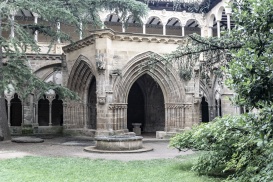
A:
[0,136,194,161]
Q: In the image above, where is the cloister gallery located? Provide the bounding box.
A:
[4,0,239,138]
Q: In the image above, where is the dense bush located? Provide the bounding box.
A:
[169,0,273,181]
[170,107,273,181]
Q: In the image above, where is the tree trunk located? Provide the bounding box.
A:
[0,13,11,141]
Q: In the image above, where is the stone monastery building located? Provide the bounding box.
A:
[5,0,238,138]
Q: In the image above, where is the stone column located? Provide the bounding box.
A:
[23,105,33,125]
[163,23,166,35]
[164,103,185,131]
[209,26,213,37]
[46,91,56,126]
[217,99,221,117]
[109,103,127,131]
[57,21,61,43]
[35,101,38,125]
[227,14,231,32]
[33,13,39,42]
[164,106,169,131]
[181,25,185,36]
[79,22,83,40]
[10,11,16,38]
[122,22,125,33]
[226,7,232,32]
[184,104,192,128]
[4,93,14,127]
[63,101,67,128]
[216,20,221,38]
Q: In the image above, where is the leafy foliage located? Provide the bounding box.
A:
[170,110,273,181]
[0,0,148,98]
[0,0,148,140]
[169,0,273,181]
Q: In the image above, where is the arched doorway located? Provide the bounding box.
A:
[52,95,63,126]
[201,96,209,122]
[87,77,97,129]
[66,56,97,129]
[10,93,22,126]
[127,82,145,131]
[38,96,49,126]
[127,74,165,133]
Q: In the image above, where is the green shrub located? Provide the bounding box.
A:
[170,108,273,181]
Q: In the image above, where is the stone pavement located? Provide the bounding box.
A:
[0,135,194,161]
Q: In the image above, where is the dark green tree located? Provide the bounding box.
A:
[0,0,148,140]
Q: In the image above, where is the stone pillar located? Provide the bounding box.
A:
[221,84,236,115]
[200,26,203,37]
[34,101,38,125]
[109,103,127,131]
[163,24,166,35]
[33,13,39,42]
[23,102,34,125]
[215,99,219,117]
[79,22,83,40]
[209,26,213,37]
[227,13,231,32]
[142,24,146,34]
[181,25,185,36]
[165,103,185,131]
[164,106,169,131]
[184,104,192,128]
[122,22,125,33]
[143,24,146,34]
[10,11,15,38]
[226,7,232,32]
[57,21,61,43]
[217,20,221,38]
[63,101,67,128]
[23,107,31,124]
[221,94,235,115]
[46,91,56,126]
[209,106,214,121]
[4,93,14,127]
[83,102,88,129]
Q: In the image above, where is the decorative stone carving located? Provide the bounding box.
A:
[61,53,67,69]
[98,96,106,105]
[110,69,121,76]
[96,53,106,72]
[109,103,127,109]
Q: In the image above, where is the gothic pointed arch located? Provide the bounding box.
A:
[64,55,97,129]
[67,55,97,100]
[200,79,211,105]
[113,51,185,104]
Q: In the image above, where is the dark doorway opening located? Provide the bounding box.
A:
[38,96,49,126]
[52,95,63,126]
[87,77,97,129]
[127,74,165,133]
[201,96,209,122]
[127,82,145,131]
[10,93,22,126]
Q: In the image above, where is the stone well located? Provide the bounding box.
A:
[84,133,153,153]
[95,135,143,151]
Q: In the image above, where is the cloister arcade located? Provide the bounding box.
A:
[3,0,238,137]
[2,1,234,43]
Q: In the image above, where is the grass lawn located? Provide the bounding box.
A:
[0,153,222,182]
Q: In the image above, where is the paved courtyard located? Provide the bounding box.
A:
[0,136,194,161]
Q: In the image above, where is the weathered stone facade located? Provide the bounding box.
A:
[4,0,238,138]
